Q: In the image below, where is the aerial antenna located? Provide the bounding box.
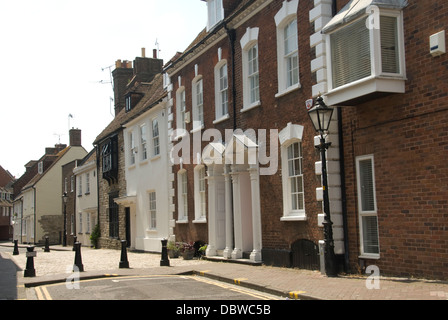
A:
[53,133,64,144]
[68,114,73,132]
[101,64,114,91]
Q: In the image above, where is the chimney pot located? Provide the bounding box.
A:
[153,49,157,59]
[142,48,146,58]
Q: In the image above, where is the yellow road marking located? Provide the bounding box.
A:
[289,290,306,299]
[233,278,248,285]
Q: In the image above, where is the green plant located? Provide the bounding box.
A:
[90,224,100,249]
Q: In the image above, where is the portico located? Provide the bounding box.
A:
[204,135,263,262]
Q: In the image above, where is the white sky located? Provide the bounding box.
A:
[0,0,207,178]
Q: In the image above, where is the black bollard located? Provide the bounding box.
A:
[44,236,50,252]
[72,236,77,251]
[119,240,129,269]
[73,242,84,272]
[13,240,19,256]
[24,246,36,277]
[160,239,170,267]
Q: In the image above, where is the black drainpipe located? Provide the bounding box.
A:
[225,24,237,130]
[329,0,350,273]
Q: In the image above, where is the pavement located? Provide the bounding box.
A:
[1,241,448,300]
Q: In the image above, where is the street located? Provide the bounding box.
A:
[0,249,20,300]
[26,274,281,300]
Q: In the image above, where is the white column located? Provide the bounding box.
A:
[230,165,242,259]
[248,164,262,262]
[223,164,233,259]
[205,165,217,257]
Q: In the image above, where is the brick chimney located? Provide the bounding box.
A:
[132,48,163,83]
[112,60,134,117]
[112,50,163,117]
[69,128,82,146]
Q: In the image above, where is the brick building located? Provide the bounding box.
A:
[322,0,448,279]
[163,0,447,280]
[165,0,337,268]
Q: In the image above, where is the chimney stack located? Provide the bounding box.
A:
[69,128,82,147]
[112,60,134,117]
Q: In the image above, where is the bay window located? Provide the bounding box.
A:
[323,3,406,106]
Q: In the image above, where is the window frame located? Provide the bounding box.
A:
[275,0,300,97]
[192,76,204,131]
[176,87,187,131]
[148,191,157,230]
[356,154,380,259]
[140,123,148,161]
[152,118,160,157]
[240,27,261,111]
[214,61,229,122]
[281,141,306,220]
[194,165,207,223]
[177,170,188,223]
[206,0,224,31]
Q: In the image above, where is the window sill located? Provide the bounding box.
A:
[139,159,149,166]
[193,218,207,224]
[150,155,161,162]
[241,101,261,113]
[275,83,301,98]
[176,219,188,224]
[146,228,157,233]
[280,214,307,222]
[358,254,380,260]
[213,114,230,124]
[190,124,204,134]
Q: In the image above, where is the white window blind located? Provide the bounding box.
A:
[359,158,375,212]
[380,16,399,74]
[331,18,371,88]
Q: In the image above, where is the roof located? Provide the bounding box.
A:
[0,165,15,187]
[94,72,167,145]
[21,146,70,191]
[322,0,409,34]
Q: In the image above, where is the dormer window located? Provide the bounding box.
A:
[125,95,132,112]
[207,0,223,31]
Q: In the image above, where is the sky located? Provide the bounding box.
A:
[0,0,207,178]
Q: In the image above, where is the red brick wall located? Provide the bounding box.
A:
[340,1,448,279]
[170,0,323,253]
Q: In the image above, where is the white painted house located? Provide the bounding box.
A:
[119,74,171,252]
[73,149,98,247]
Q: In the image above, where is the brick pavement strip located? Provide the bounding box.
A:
[2,243,448,300]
